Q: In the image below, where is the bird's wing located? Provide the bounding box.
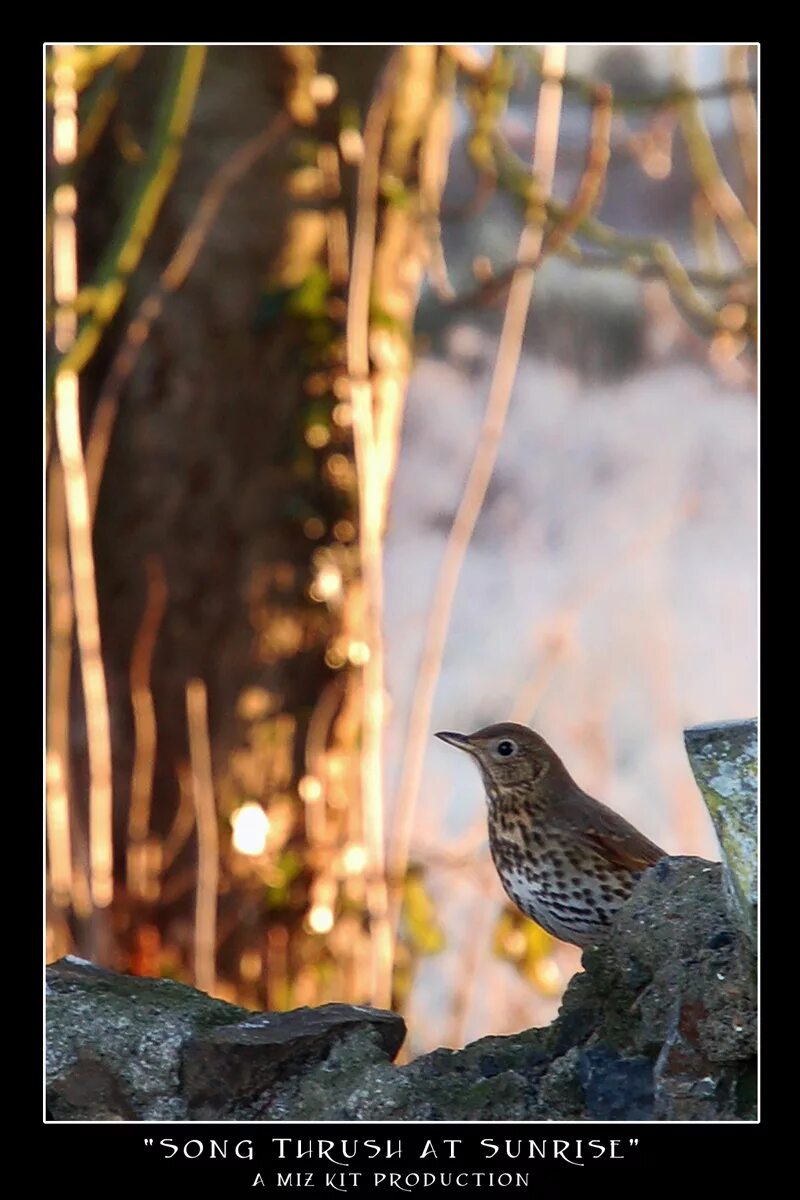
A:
[573,799,666,872]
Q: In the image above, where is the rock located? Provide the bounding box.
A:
[577,1047,654,1120]
[184,1003,406,1119]
[46,855,757,1121]
[547,856,755,1121]
[684,719,758,948]
[46,957,405,1121]
[653,998,729,1120]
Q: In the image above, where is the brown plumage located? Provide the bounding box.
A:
[435,721,666,948]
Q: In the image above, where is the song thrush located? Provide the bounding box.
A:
[435,722,667,948]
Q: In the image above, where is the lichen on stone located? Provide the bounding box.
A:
[684,718,757,949]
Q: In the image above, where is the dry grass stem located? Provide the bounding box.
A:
[52,45,114,913]
[346,54,402,1008]
[186,679,219,996]
[127,557,168,900]
[46,460,74,909]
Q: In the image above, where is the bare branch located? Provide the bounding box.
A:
[540,81,613,259]
[480,126,755,340]
[346,51,403,1009]
[522,45,756,112]
[186,679,219,998]
[445,249,754,312]
[54,47,207,381]
[674,49,757,264]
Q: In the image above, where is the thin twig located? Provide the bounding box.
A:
[304,676,344,848]
[45,44,131,93]
[55,46,207,382]
[51,45,115,914]
[346,51,401,1010]
[186,679,218,997]
[370,46,444,531]
[540,82,613,260]
[127,556,168,901]
[522,46,755,112]
[46,458,74,909]
[692,192,723,274]
[449,248,753,313]
[674,48,757,264]
[389,43,567,948]
[442,45,491,79]
[76,47,144,167]
[727,45,758,221]
[56,380,115,911]
[420,54,458,302]
[160,764,198,873]
[45,45,144,258]
[482,128,750,338]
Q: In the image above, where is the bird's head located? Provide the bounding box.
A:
[435,721,568,792]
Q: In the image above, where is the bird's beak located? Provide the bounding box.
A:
[435,730,476,754]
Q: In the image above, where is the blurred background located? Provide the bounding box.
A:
[46,44,757,1060]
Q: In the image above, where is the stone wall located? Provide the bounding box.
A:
[46,720,757,1121]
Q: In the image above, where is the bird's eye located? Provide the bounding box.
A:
[495,739,517,759]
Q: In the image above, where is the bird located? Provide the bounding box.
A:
[435,721,667,949]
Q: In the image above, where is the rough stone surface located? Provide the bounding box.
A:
[184,1004,406,1119]
[46,957,405,1121]
[47,856,757,1121]
[684,718,757,948]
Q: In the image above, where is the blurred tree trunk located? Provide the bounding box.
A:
[58,44,452,1011]
[74,45,387,990]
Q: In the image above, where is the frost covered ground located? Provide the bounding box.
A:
[383,332,756,1054]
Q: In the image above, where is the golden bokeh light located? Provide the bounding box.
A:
[333,519,355,543]
[303,516,325,539]
[309,73,338,107]
[239,949,263,983]
[347,639,370,666]
[533,957,563,996]
[503,927,527,958]
[324,640,348,669]
[309,561,342,603]
[341,843,368,876]
[230,802,271,857]
[332,375,351,401]
[307,904,335,934]
[298,774,323,803]
[338,127,364,164]
[236,687,276,721]
[305,423,331,449]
